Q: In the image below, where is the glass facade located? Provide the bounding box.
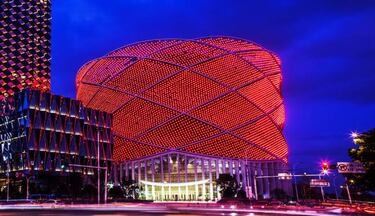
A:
[114,152,290,201]
[0,89,113,176]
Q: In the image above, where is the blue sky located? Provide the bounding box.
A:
[51,0,375,172]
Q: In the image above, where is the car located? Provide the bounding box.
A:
[268,200,285,206]
[286,200,300,206]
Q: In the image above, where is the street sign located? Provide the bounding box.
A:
[337,162,365,174]
[310,179,330,187]
[278,173,292,180]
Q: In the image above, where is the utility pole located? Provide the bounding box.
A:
[6,161,10,202]
[293,173,299,202]
[104,168,108,204]
[292,162,302,203]
[26,176,30,200]
[332,174,338,200]
[345,184,352,204]
[344,177,352,204]
[319,174,325,202]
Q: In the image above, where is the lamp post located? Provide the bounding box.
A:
[344,178,353,204]
[69,164,108,204]
[6,160,10,202]
[318,173,325,202]
[96,127,108,204]
[332,173,338,200]
[292,162,302,203]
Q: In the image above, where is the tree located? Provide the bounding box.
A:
[271,188,287,200]
[216,174,239,198]
[68,173,83,200]
[122,179,140,199]
[108,185,124,199]
[347,128,375,192]
[82,184,96,202]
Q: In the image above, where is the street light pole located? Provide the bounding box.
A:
[292,162,301,203]
[332,174,338,200]
[69,164,108,204]
[344,177,352,204]
[104,168,108,204]
[319,174,325,202]
[244,148,249,199]
[345,184,352,204]
[6,161,10,202]
[26,176,30,200]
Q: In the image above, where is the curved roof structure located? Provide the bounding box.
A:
[76,37,288,162]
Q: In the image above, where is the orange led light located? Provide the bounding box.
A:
[76,37,288,162]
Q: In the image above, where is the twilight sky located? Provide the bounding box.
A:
[52,0,375,172]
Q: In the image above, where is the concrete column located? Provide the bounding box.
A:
[194,158,198,200]
[144,161,148,199]
[161,156,164,201]
[168,155,171,200]
[241,160,246,191]
[208,159,213,201]
[215,159,219,178]
[113,163,119,185]
[216,159,221,200]
[247,161,253,198]
[185,154,188,201]
[119,163,123,184]
[177,154,181,200]
[125,162,129,181]
[264,162,270,198]
[201,159,206,201]
[268,162,274,193]
[248,162,253,197]
[131,161,135,181]
[229,160,233,176]
[235,161,240,186]
[222,160,226,174]
[151,159,155,200]
[257,162,263,197]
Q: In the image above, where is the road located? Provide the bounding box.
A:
[0,203,350,216]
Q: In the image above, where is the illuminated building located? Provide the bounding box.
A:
[0,0,51,99]
[0,89,113,196]
[77,37,290,201]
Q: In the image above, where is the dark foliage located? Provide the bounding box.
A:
[347,128,375,192]
[108,185,124,199]
[216,174,239,199]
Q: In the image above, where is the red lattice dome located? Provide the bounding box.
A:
[76,37,288,163]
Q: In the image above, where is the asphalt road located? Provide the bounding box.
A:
[0,203,362,215]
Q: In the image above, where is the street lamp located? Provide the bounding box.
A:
[292,162,302,203]
[350,132,359,138]
[351,132,364,144]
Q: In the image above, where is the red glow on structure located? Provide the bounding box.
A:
[76,37,288,162]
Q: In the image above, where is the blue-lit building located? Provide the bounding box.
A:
[0,89,113,198]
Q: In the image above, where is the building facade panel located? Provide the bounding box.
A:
[0,89,113,176]
[76,37,290,201]
[0,0,51,99]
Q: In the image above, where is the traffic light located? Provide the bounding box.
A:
[322,162,329,174]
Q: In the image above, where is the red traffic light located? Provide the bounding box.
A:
[322,162,329,173]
